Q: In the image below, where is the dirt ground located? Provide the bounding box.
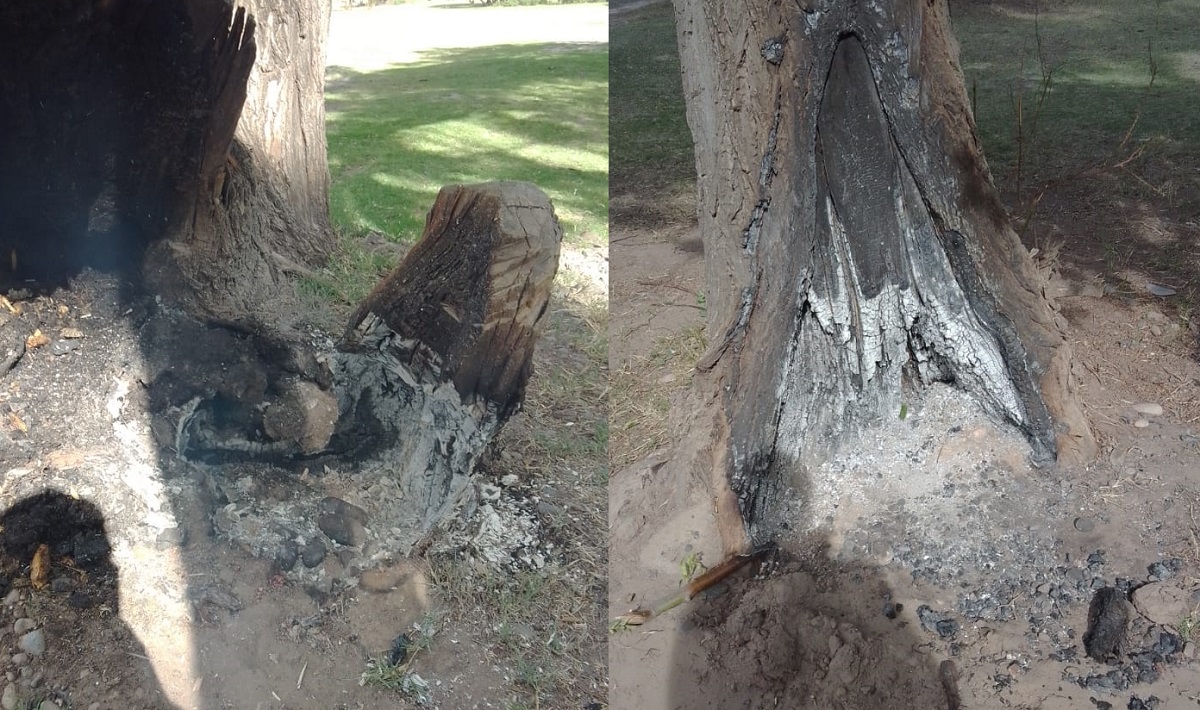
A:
[0,3,607,710]
[609,3,1200,710]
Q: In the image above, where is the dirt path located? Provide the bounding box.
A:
[328,1,608,71]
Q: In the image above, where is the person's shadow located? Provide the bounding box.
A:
[0,490,179,710]
[664,538,953,710]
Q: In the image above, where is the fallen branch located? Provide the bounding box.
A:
[610,545,772,631]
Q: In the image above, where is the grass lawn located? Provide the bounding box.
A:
[610,2,693,199]
[326,41,607,261]
[953,0,1200,192]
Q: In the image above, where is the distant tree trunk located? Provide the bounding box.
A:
[672,0,1095,549]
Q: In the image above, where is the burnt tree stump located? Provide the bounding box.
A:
[335,181,561,550]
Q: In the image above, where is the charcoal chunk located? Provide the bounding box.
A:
[1084,587,1131,661]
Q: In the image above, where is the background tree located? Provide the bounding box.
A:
[671,0,1096,550]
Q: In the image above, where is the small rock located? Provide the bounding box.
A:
[18,629,44,656]
[262,379,338,454]
[301,539,326,568]
[916,605,959,639]
[12,619,34,635]
[276,541,299,572]
[38,701,60,710]
[49,577,73,593]
[1149,324,1163,337]
[1074,517,1095,532]
[1147,559,1181,581]
[316,497,368,547]
[49,340,77,356]
[1131,583,1190,625]
[500,474,519,487]
[1132,402,1163,417]
[9,655,25,668]
[1,684,16,710]
[1184,642,1196,659]
[1133,419,1150,428]
[1,590,18,607]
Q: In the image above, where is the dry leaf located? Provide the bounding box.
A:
[56,304,69,316]
[25,330,49,349]
[30,543,50,590]
[60,328,83,339]
[0,296,19,315]
[6,412,27,433]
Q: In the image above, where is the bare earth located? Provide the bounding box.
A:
[0,4,608,710]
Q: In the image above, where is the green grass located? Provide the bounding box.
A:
[326,42,607,249]
[610,2,695,198]
[953,0,1200,188]
[428,557,602,707]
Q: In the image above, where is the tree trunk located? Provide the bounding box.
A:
[335,182,562,550]
[672,0,1095,549]
[0,0,331,324]
[145,0,334,325]
[0,1,555,551]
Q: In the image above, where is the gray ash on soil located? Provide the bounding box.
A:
[767,383,1195,698]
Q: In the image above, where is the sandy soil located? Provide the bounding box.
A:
[608,6,1200,709]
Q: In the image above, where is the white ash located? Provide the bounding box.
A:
[775,382,1077,621]
[432,481,554,572]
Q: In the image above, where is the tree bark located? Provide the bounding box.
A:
[145,0,334,325]
[335,182,562,550]
[672,0,1095,547]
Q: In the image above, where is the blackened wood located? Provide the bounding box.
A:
[343,181,562,417]
[334,182,561,549]
[671,0,1096,547]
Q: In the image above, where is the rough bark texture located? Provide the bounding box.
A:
[0,0,331,323]
[336,182,562,549]
[145,0,334,324]
[673,0,1095,545]
[0,0,250,281]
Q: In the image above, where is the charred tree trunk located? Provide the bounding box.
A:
[672,0,1095,549]
[156,182,560,551]
[335,182,562,550]
[0,0,331,323]
[146,0,334,324]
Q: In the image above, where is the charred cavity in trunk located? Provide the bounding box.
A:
[0,0,253,288]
